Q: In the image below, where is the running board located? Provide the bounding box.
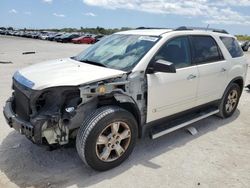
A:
[151,109,219,139]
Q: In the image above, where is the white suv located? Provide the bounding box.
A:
[3,27,248,171]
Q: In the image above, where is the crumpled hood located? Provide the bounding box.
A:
[15,58,126,90]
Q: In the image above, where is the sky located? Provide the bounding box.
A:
[0,0,250,35]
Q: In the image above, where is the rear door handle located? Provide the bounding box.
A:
[187,74,197,80]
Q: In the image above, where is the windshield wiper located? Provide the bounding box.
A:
[79,59,107,68]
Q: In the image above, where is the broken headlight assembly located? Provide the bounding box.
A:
[31,87,82,145]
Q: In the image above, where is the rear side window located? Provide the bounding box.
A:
[220,37,243,58]
[191,36,224,64]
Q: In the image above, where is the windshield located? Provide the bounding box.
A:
[73,34,159,71]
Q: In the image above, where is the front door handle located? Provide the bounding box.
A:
[187,74,197,80]
[221,68,227,72]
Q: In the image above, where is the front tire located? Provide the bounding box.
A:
[217,83,241,118]
[76,106,138,171]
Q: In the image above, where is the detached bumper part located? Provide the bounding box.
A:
[3,97,34,138]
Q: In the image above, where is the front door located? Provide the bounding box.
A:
[147,36,198,123]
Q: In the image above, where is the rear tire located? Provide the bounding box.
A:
[76,106,138,171]
[217,83,241,118]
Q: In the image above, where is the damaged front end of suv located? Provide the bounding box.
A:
[3,33,158,147]
[4,69,147,146]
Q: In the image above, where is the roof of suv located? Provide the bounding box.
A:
[116,28,234,38]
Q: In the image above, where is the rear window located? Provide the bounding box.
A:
[220,37,243,58]
[191,36,224,64]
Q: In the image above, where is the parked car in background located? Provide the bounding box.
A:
[241,41,250,52]
[56,33,81,43]
[0,30,106,45]
[38,32,49,40]
[47,33,63,41]
[31,32,41,39]
[72,35,96,44]
[17,31,25,37]
[53,33,66,41]
[94,34,104,42]
[0,29,6,35]
[40,34,50,40]
[22,32,31,38]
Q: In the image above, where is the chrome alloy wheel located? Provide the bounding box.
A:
[95,121,131,162]
[225,89,238,113]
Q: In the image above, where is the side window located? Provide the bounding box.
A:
[220,37,244,58]
[191,36,223,64]
[154,36,191,69]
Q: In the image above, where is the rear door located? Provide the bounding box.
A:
[190,35,229,106]
[147,36,199,122]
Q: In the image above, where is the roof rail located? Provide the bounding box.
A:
[136,27,171,30]
[175,26,229,34]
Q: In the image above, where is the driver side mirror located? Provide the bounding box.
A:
[148,59,176,74]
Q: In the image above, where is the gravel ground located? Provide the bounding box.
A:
[0,35,250,188]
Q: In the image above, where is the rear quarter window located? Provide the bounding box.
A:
[220,37,244,58]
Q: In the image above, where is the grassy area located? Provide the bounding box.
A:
[236,35,250,41]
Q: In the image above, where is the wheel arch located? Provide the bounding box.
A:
[228,76,244,95]
[97,94,142,137]
[217,77,243,118]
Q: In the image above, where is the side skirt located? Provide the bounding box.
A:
[142,100,220,139]
[151,108,219,139]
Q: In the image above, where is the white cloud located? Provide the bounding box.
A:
[82,0,250,26]
[9,9,18,14]
[24,11,31,15]
[83,0,208,16]
[204,8,250,25]
[215,0,250,7]
[43,0,53,3]
[84,12,97,17]
[53,13,66,17]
